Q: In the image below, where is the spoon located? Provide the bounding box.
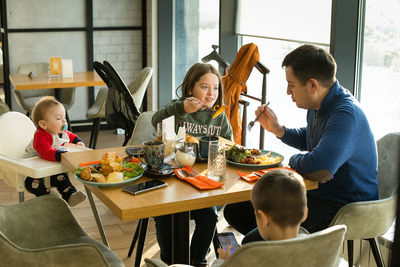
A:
[177,169,197,178]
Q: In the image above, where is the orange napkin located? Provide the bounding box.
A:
[238,167,298,183]
[174,166,223,190]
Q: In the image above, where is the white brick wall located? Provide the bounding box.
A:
[93,0,154,111]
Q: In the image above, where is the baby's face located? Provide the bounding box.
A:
[41,104,67,134]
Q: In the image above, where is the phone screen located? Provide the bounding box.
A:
[217,232,239,254]
[123,180,167,195]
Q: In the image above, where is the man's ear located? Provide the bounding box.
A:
[301,207,308,223]
[257,209,270,227]
[307,78,319,94]
[38,120,47,129]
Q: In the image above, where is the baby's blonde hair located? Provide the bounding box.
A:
[31,96,63,128]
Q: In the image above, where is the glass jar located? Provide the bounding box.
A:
[175,142,196,167]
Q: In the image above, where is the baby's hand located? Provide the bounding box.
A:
[76,142,85,147]
[217,246,232,259]
[183,97,203,113]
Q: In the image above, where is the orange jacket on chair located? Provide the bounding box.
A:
[222,43,260,144]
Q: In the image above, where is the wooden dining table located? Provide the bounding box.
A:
[61,146,318,265]
[9,71,105,90]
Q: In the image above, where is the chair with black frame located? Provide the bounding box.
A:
[202,44,269,148]
[328,132,399,267]
[93,61,141,146]
[13,63,76,129]
[86,66,153,149]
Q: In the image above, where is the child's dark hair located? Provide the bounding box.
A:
[282,44,336,88]
[176,63,224,107]
[251,169,307,228]
[31,96,63,128]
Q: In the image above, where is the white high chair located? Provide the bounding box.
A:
[0,111,68,202]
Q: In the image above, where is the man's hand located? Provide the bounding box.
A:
[256,104,285,138]
[217,246,232,259]
[183,97,204,113]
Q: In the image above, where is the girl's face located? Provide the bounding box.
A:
[191,72,219,108]
[39,104,67,135]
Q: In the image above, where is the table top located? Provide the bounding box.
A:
[62,146,318,222]
[9,71,105,90]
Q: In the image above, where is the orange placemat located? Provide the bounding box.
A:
[237,167,298,183]
[174,166,223,190]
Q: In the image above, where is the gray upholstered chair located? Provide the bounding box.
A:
[127,111,157,145]
[0,194,124,267]
[328,132,399,267]
[128,67,153,110]
[0,98,9,115]
[86,86,108,148]
[13,63,75,120]
[144,225,347,267]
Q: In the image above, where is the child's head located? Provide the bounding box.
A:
[31,96,67,134]
[251,169,307,240]
[179,63,224,108]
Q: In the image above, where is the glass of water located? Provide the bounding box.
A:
[207,139,226,181]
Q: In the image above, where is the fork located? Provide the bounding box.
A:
[247,101,270,131]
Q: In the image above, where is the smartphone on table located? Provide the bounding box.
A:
[123,179,167,195]
[217,232,239,254]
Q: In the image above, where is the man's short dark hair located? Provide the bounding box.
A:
[251,169,307,228]
[282,44,337,88]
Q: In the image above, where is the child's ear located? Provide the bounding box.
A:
[257,209,270,227]
[301,207,308,223]
[38,120,47,129]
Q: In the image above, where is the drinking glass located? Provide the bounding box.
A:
[207,140,226,181]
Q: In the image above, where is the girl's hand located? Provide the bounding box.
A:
[183,97,203,113]
[256,104,285,138]
[217,246,232,259]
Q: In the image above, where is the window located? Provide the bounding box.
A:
[237,0,331,154]
[174,0,219,96]
[360,0,400,139]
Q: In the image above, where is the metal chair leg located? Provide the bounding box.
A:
[134,218,149,267]
[84,186,109,247]
[347,240,353,267]
[89,118,101,149]
[367,238,385,267]
[128,219,143,257]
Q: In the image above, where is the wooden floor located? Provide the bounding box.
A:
[0,129,243,267]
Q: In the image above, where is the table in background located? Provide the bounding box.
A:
[9,71,105,90]
[62,146,318,265]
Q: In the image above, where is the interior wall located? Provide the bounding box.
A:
[5,0,153,120]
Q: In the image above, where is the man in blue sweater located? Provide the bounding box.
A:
[224,44,378,242]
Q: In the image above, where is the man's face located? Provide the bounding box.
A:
[285,66,314,110]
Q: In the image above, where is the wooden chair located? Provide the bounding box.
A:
[202,45,269,148]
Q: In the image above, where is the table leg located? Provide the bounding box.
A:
[134,218,149,267]
[171,211,190,264]
[84,186,109,247]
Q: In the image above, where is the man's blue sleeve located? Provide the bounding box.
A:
[288,109,356,176]
[280,127,307,151]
